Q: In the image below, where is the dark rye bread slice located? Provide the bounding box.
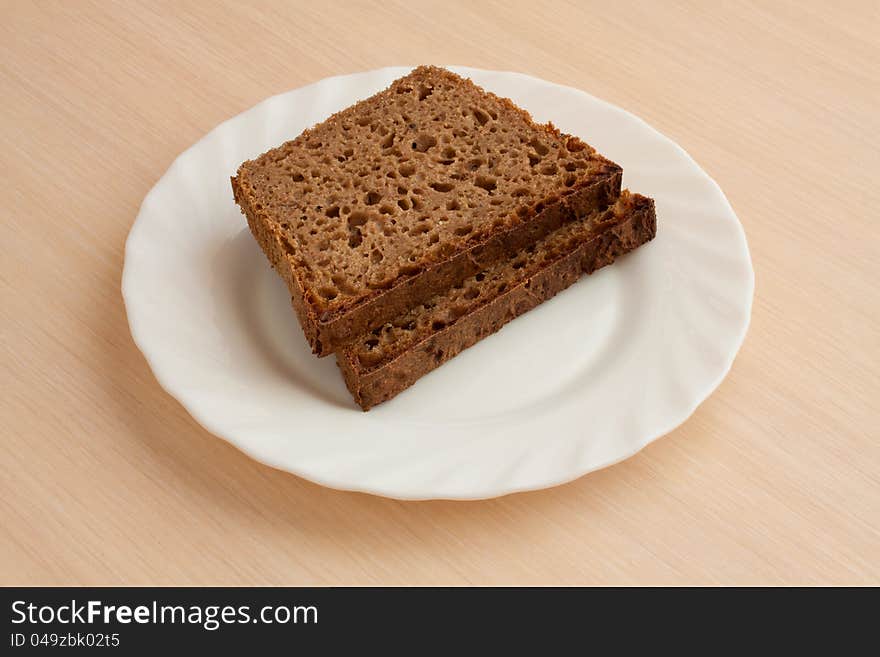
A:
[337,191,656,410]
[232,66,622,356]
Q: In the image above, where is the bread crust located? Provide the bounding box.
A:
[336,194,656,410]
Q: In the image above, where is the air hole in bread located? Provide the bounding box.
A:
[411,134,437,152]
[332,274,358,295]
[409,224,431,236]
[280,237,296,256]
[528,138,549,156]
[318,286,338,300]
[474,175,496,192]
[348,211,369,227]
[472,108,491,126]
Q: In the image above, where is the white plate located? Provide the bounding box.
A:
[123,66,753,500]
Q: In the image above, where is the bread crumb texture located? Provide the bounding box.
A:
[235,66,610,316]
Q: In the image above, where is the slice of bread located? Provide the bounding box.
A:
[336,191,656,410]
[232,66,622,355]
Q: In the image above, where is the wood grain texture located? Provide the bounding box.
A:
[1,0,878,585]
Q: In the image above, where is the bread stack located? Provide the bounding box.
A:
[232,66,656,409]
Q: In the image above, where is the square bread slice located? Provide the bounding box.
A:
[232,66,622,356]
[337,191,656,410]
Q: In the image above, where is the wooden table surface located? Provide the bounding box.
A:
[2,0,878,585]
